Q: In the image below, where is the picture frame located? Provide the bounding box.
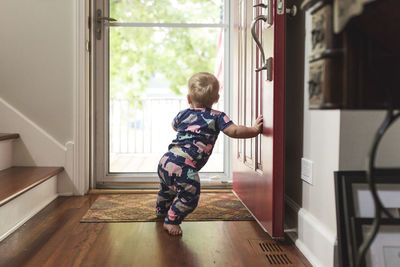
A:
[334,169,400,267]
[353,218,400,267]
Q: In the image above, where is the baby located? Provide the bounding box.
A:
[156,72,263,235]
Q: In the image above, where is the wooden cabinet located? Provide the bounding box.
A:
[305,0,400,109]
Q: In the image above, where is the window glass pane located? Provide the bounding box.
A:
[110,0,224,24]
[109,26,224,173]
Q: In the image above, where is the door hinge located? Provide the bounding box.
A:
[277,0,285,15]
[86,40,91,52]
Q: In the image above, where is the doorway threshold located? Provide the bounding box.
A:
[89,188,232,194]
[95,179,232,190]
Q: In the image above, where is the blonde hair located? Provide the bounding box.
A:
[188,72,220,108]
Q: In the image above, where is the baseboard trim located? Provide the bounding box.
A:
[0,96,66,167]
[0,97,65,152]
[285,195,337,267]
[294,237,324,267]
[0,97,77,195]
[58,192,74,196]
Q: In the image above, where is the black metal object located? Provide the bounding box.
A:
[335,169,400,267]
[353,218,400,267]
[355,109,400,267]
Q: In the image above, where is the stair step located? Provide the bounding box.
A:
[0,133,19,142]
[0,167,64,207]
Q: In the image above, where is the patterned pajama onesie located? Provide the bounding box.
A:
[156,107,233,225]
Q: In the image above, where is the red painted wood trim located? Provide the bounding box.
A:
[272,0,286,237]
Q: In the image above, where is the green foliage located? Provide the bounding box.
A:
[109,0,223,100]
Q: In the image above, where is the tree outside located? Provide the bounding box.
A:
[109,0,224,100]
[108,0,225,173]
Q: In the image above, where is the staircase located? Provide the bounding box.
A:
[0,133,63,242]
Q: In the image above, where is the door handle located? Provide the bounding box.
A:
[95,9,117,40]
[253,0,273,26]
[250,15,272,81]
[251,15,267,70]
[253,3,268,8]
[98,17,117,22]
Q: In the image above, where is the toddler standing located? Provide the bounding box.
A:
[156,72,263,235]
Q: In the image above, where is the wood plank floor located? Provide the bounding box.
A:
[0,195,311,267]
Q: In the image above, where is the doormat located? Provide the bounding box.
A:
[81,192,254,222]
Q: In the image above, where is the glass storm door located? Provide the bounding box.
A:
[93,0,230,185]
[232,0,286,238]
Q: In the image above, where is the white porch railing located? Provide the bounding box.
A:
[109,97,224,155]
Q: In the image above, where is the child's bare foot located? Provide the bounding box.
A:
[163,223,182,235]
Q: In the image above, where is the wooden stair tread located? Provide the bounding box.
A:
[0,167,63,207]
[0,133,19,141]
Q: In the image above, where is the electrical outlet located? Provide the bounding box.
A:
[301,158,313,185]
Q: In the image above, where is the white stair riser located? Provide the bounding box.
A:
[0,140,13,171]
[0,176,58,242]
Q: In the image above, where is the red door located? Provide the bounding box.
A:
[232,0,286,238]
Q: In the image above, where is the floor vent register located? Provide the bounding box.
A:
[248,240,293,265]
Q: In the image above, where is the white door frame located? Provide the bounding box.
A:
[89,0,233,188]
[73,0,90,195]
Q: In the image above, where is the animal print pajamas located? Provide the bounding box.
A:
[156,108,233,225]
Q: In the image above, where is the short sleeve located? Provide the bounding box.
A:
[217,112,233,131]
[172,111,181,129]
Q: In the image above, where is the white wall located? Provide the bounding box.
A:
[285,10,338,267]
[0,0,74,144]
[302,111,340,230]
[299,109,340,267]
[0,0,77,195]
[288,9,400,267]
[339,111,400,170]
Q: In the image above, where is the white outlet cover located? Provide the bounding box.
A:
[301,158,313,185]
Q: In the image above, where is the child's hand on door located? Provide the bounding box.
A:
[223,115,263,138]
[253,115,263,134]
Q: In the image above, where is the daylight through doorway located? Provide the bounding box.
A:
[107,0,227,173]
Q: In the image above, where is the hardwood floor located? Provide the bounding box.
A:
[0,195,311,267]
